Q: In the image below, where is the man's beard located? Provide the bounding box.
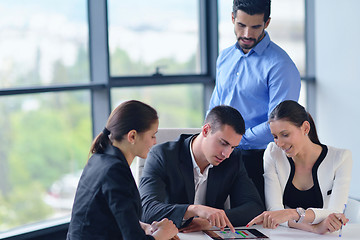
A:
[237,30,265,50]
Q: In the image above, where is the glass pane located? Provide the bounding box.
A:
[0,91,92,232]
[111,84,204,128]
[299,80,307,107]
[0,0,89,88]
[218,0,305,75]
[108,0,200,76]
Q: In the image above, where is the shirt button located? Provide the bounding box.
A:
[236,72,239,76]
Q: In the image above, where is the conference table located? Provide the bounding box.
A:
[177,223,360,240]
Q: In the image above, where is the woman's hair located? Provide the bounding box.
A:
[269,100,320,144]
[89,100,158,156]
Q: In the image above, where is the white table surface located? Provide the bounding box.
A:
[177,223,360,240]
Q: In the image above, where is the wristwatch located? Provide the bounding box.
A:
[296,207,306,223]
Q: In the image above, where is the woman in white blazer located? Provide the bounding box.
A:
[247,100,352,234]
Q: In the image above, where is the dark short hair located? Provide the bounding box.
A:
[205,105,245,135]
[90,100,158,155]
[269,100,320,144]
[233,0,271,22]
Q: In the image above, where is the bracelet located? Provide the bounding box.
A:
[296,207,306,223]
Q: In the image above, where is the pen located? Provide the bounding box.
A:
[339,203,347,237]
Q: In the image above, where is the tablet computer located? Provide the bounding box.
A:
[204,228,268,239]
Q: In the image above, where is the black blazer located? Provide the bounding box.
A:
[67,145,154,240]
[139,134,264,228]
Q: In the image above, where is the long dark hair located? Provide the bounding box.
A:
[89,100,158,156]
[269,100,320,145]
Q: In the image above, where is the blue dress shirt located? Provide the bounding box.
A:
[209,32,301,150]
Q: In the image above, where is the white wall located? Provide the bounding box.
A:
[315,0,360,199]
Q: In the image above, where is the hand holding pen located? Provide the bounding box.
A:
[339,204,347,237]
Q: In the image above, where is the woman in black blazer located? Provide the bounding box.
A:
[67,100,178,240]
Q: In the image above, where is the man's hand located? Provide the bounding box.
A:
[186,205,235,232]
[180,218,212,233]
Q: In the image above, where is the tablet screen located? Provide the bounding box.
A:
[204,228,268,239]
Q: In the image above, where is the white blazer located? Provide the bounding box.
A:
[264,142,352,225]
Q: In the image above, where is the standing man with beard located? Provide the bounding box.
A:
[208,0,301,204]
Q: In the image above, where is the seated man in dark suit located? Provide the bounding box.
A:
[139,105,264,233]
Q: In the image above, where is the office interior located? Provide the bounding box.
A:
[0,0,359,239]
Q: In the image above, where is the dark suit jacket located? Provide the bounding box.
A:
[139,134,264,228]
[67,145,154,240]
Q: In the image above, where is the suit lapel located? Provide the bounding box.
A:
[179,136,196,203]
[206,167,220,207]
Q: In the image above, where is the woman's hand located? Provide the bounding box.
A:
[312,213,349,234]
[151,218,179,240]
[247,209,298,229]
[140,221,156,235]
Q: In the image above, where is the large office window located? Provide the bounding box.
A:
[0,92,91,232]
[0,0,307,236]
[107,0,205,127]
[108,0,201,76]
[111,84,203,128]
[0,0,89,88]
[0,0,90,233]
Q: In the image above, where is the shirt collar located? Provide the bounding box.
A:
[236,31,270,56]
[104,144,127,163]
[189,136,213,173]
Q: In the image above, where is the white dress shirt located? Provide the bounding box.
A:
[189,138,213,205]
